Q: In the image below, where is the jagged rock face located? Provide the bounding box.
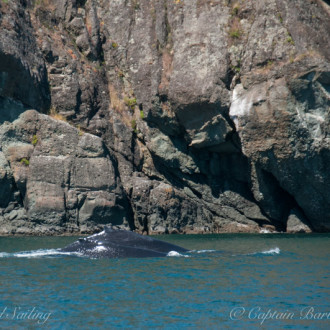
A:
[0,0,50,119]
[0,0,329,234]
[0,110,133,234]
[230,70,330,231]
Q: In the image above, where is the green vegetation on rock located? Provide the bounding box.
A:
[124,97,137,110]
[131,119,137,133]
[32,134,38,146]
[229,29,241,39]
[20,158,30,166]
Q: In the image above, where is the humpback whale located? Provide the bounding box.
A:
[60,226,188,258]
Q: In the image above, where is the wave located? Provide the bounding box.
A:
[247,247,280,256]
[259,228,271,234]
[261,247,280,255]
[167,251,190,258]
[0,247,281,259]
[189,249,217,254]
[0,249,81,258]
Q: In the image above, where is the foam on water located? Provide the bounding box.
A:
[243,247,281,256]
[192,249,217,254]
[260,228,271,233]
[0,249,81,258]
[246,247,281,256]
[167,251,190,258]
[261,247,280,255]
[0,247,281,259]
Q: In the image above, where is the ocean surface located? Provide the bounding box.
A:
[0,233,329,329]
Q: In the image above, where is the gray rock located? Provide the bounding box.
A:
[71,158,116,190]
[0,110,133,233]
[75,33,90,53]
[230,67,330,231]
[148,130,200,175]
[287,209,312,233]
[0,1,50,112]
[0,151,13,208]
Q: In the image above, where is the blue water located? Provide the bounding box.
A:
[0,234,329,329]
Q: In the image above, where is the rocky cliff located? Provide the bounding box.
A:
[0,0,329,235]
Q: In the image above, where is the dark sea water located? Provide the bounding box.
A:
[0,233,329,329]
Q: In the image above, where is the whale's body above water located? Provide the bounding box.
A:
[60,227,188,258]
